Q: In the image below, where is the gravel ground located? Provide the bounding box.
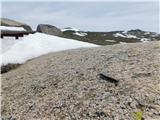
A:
[1,41,160,120]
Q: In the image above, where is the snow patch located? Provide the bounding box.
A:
[120,42,127,44]
[140,38,150,42]
[0,26,26,31]
[73,32,87,37]
[126,34,137,39]
[105,40,116,42]
[61,27,80,32]
[61,27,87,37]
[114,33,126,38]
[144,32,150,35]
[114,33,138,39]
[0,32,99,66]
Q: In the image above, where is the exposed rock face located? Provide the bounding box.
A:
[0,18,32,32]
[37,24,63,36]
[1,41,160,120]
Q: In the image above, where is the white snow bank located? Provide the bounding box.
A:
[0,37,21,54]
[0,26,26,31]
[0,32,99,66]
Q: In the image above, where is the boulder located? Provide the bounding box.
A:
[0,18,32,32]
[36,24,63,36]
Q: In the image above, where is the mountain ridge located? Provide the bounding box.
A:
[1,18,159,45]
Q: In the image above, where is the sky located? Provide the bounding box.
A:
[1,0,159,32]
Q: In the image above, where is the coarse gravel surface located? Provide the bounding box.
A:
[1,41,160,120]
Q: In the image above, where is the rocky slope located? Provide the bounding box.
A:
[61,28,160,45]
[1,41,160,120]
[35,24,160,45]
[0,18,32,32]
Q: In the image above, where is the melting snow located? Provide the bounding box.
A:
[140,38,150,42]
[120,42,127,44]
[114,33,138,39]
[105,40,116,42]
[0,26,26,31]
[73,32,87,37]
[144,32,150,35]
[61,27,87,37]
[0,32,99,66]
[126,35,138,39]
[114,33,126,38]
[61,27,80,32]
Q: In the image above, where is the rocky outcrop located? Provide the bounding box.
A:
[2,41,160,120]
[0,18,32,32]
[37,24,63,36]
[1,64,21,74]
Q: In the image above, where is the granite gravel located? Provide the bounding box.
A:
[1,41,160,120]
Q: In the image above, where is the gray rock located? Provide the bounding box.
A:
[36,24,63,36]
[0,18,32,32]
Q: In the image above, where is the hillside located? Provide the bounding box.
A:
[36,25,160,45]
[61,28,160,45]
[2,41,160,120]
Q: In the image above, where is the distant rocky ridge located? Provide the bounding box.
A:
[36,25,160,45]
[61,28,160,45]
[1,18,160,45]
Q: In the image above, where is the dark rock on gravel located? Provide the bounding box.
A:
[1,64,21,74]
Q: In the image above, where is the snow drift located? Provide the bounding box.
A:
[0,32,98,66]
[0,26,26,31]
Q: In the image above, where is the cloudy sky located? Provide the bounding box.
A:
[1,0,159,32]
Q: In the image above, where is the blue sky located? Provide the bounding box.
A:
[1,1,159,32]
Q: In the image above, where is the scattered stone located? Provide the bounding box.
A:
[98,73,119,86]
